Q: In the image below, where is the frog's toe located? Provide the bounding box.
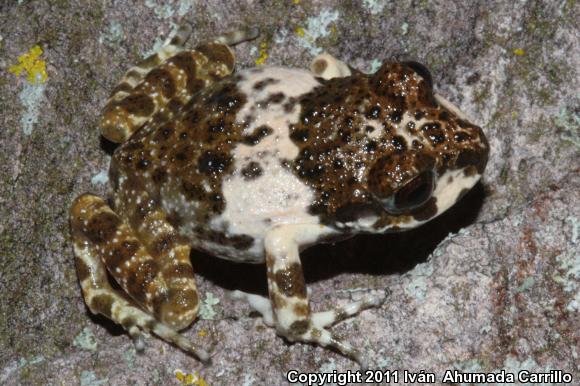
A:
[279,318,366,366]
[127,325,146,352]
[228,290,274,326]
[311,290,389,328]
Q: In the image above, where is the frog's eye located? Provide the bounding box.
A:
[403,61,432,89]
[385,171,434,214]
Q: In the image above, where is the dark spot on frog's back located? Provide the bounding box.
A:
[241,161,263,179]
[253,77,280,90]
[265,92,285,104]
[181,181,205,201]
[289,126,309,143]
[153,122,175,143]
[197,150,232,175]
[243,125,273,145]
[391,135,407,152]
[152,168,167,185]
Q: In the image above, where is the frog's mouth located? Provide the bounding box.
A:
[331,202,383,230]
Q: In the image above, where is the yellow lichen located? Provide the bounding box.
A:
[295,26,305,37]
[9,45,48,84]
[174,370,209,386]
[514,48,525,56]
[292,0,301,4]
[255,42,269,66]
[198,329,207,337]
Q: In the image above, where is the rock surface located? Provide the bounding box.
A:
[1,1,578,385]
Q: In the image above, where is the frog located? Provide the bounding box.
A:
[70,24,489,365]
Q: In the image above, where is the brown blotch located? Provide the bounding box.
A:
[312,59,328,75]
[85,212,120,244]
[90,294,115,316]
[145,68,175,98]
[196,43,235,73]
[152,168,167,185]
[288,319,310,337]
[166,52,198,87]
[197,150,232,175]
[457,149,486,173]
[274,263,307,298]
[120,316,137,330]
[265,92,285,104]
[293,303,309,317]
[75,257,90,282]
[118,93,155,116]
[181,181,205,201]
[111,82,133,96]
[271,292,288,309]
[126,260,159,302]
[156,287,199,319]
[163,263,194,281]
[166,211,183,228]
[107,240,139,268]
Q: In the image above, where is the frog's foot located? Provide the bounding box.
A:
[310,53,352,80]
[229,290,275,326]
[230,289,387,330]
[261,225,387,366]
[101,24,257,143]
[70,194,209,362]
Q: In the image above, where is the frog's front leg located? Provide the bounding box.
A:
[70,194,209,362]
[263,225,387,365]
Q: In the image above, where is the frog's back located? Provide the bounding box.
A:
[111,67,325,262]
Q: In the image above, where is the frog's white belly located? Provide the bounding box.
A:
[164,67,325,262]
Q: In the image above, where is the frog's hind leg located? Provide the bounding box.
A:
[101,24,258,144]
[70,194,209,362]
[259,224,388,366]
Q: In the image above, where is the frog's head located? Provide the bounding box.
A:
[362,61,489,231]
